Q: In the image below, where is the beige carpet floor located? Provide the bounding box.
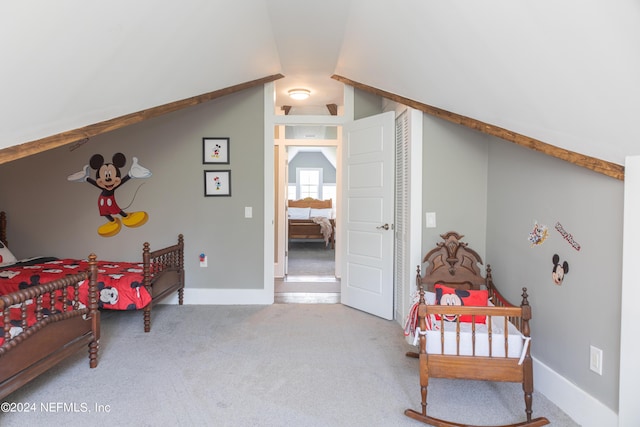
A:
[1,304,578,427]
[287,241,335,276]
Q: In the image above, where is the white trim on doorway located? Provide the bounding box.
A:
[265,83,355,301]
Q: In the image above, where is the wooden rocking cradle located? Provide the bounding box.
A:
[404,231,549,427]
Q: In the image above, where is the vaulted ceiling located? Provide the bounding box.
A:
[1,1,639,169]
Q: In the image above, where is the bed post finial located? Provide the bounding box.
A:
[416,264,422,290]
[521,287,530,307]
[418,285,425,304]
[0,211,7,246]
[485,264,493,292]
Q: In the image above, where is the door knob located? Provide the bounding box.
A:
[376,223,390,230]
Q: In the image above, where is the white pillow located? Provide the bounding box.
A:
[288,207,310,219]
[0,241,17,266]
[424,290,436,305]
[310,208,333,219]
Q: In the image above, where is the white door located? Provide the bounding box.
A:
[341,111,395,320]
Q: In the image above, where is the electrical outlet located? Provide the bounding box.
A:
[590,345,603,375]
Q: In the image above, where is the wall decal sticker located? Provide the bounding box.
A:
[528,221,549,247]
[555,222,581,251]
[68,153,152,237]
[552,254,569,285]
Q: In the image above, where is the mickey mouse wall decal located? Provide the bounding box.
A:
[552,254,569,285]
[68,153,152,237]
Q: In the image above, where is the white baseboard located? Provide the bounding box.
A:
[160,287,274,305]
[533,357,617,427]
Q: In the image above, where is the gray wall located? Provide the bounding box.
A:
[421,116,622,412]
[0,86,266,290]
[354,89,385,120]
[288,151,336,184]
[485,139,622,411]
[421,116,489,258]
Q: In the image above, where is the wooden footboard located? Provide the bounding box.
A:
[287,198,335,249]
[288,219,335,248]
[142,234,184,332]
[420,287,530,381]
[0,255,100,400]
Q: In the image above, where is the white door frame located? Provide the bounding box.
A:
[264,83,354,298]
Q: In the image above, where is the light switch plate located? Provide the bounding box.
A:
[245,206,252,218]
[426,212,436,228]
[590,345,603,375]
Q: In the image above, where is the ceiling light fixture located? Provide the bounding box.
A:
[288,88,311,100]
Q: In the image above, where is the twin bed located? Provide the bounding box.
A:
[0,210,184,399]
[404,231,549,427]
[288,197,335,249]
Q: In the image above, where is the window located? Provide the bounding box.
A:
[297,168,322,199]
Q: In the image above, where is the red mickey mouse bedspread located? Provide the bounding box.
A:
[0,258,152,311]
[0,258,153,346]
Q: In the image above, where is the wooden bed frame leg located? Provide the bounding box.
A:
[178,288,184,305]
[523,357,534,422]
[88,339,99,368]
[144,307,151,333]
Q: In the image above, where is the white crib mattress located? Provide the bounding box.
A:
[424,315,525,359]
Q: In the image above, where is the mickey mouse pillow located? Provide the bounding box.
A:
[434,283,489,324]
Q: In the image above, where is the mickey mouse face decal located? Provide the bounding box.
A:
[552,254,569,285]
[439,293,463,322]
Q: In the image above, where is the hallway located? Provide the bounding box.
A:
[275,241,339,303]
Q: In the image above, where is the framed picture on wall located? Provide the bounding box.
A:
[202,137,230,164]
[204,170,231,197]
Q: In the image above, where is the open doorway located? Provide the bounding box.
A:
[286,146,337,278]
[274,128,341,303]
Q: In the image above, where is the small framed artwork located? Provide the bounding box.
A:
[204,170,231,197]
[202,137,230,164]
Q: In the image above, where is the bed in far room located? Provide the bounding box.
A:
[287,197,335,249]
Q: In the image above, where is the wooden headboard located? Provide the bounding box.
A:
[417,231,488,292]
[288,197,332,209]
